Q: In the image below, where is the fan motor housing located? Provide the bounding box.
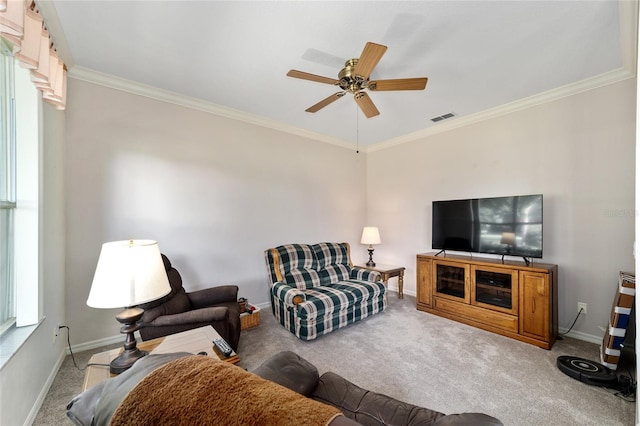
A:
[338,59,367,93]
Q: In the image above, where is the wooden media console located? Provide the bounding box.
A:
[417,252,558,349]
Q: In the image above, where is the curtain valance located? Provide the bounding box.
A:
[0,0,66,110]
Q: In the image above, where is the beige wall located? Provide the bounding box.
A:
[64,79,368,345]
[367,78,636,341]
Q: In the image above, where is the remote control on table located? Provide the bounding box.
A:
[213,338,233,357]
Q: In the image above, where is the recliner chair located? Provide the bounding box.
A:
[137,254,241,351]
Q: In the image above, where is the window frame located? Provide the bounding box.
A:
[0,39,16,335]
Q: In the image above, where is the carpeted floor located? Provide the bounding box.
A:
[34,295,635,426]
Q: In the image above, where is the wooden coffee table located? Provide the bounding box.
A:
[82,326,238,391]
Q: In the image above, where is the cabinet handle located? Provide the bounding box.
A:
[531,299,536,313]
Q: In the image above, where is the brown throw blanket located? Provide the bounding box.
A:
[111,355,342,425]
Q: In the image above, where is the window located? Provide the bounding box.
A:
[0,40,16,335]
[0,38,40,337]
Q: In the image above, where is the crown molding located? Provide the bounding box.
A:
[68,63,634,155]
[70,63,633,156]
[368,67,635,152]
[67,66,354,151]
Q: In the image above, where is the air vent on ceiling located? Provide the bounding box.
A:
[431,112,456,123]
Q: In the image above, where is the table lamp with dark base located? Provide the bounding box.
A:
[87,240,171,375]
[110,307,147,374]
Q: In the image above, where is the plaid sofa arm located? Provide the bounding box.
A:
[272,281,307,305]
[350,267,382,282]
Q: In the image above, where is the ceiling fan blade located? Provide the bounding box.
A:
[368,77,428,91]
[354,42,387,80]
[354,92,380,118]
[305,92,345,113]
[287,69,339,85]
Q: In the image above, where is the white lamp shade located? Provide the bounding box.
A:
[87,240,171,309]
[360,226,381,245]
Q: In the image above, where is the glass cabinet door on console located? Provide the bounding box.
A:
[433,260,470,303]
[471,266,518,316]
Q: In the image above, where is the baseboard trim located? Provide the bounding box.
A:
[25,350,66,426]
[558,328,603,345]
[389,286,416,298]
[68,334,125,354]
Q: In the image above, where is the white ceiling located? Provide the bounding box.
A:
[44,1,636,148]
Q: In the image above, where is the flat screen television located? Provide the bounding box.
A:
[432,194,543,259]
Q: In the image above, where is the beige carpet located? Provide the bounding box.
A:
[34,295,634,426]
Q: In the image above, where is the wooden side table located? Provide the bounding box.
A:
[356,264,406,300]
[82,326,238,392]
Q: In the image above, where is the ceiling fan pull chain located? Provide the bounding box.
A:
[356,104,359,154]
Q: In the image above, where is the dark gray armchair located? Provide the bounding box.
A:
[137,254,241,351]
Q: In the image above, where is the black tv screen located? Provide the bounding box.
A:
[432,194,543,258]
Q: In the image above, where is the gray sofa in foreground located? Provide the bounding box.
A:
[67,350,503,426]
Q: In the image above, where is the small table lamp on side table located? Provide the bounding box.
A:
[87,239,172,374]
[360,226,381,267]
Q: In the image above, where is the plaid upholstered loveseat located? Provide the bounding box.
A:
[264,242,387,340]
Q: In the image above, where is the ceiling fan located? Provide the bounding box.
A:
[287,42,428,118]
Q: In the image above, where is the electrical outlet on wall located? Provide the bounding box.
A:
[53,323,61,343]
[577,302,587,315]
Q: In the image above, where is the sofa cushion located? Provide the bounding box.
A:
[252,350,320,397]
[319,264,351,285]
[276,244,318,274]
[284,268,322,290]
[313,242,350,267]
[140,288,191,323]
[313,371,445,426]
[164,289,191,314]
[328,280,385,304]
[296,286,357,320]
